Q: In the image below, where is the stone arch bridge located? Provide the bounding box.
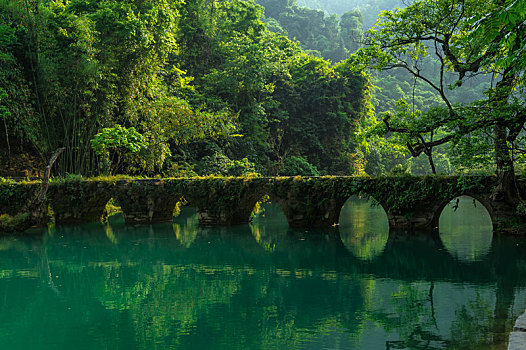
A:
[1,176,524,232]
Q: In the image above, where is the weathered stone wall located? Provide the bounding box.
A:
[114,179,182,224]
[183,177,269,226]
[0,181,40,216]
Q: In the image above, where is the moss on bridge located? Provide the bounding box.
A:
[0,175,523,233]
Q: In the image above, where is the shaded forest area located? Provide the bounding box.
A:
[0,0,525,185]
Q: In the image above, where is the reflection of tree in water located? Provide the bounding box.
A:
[449,293,494,349]
[104,224,118,244]
[368,282,446,349]
[372,283,508,350]
[339,196,389,260]
[101,264,244,346]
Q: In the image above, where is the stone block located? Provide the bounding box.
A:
[508,332,526,350]
[514,311,526,331]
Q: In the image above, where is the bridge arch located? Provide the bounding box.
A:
[249,195,289,252]
[337,190,389,220]
[225,191,274,226]
[338,194,389,260]
[112,180,183,224]
[435,195,494,262]
[48,184,112,224]
[249,194,288,223]
[433,194,496,231]
[173,205,199,248]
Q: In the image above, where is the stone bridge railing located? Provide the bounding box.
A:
[0,176,523,233]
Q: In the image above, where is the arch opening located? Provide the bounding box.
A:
[338,195,389,260]
[249,195,289,252]
[150,195,184,223]
[438,196,493,262]
[173,204,198,248]
[103,197,123,224]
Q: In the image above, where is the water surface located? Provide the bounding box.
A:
[0,197,525,349]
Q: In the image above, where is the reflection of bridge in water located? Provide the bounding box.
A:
[1,216,524,348]
[4,215,523,290]
[146,206,525,287]
[1,176,524,232]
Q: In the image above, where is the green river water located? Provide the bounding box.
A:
[1,197,526,349]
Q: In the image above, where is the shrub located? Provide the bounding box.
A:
[279,156,320,176]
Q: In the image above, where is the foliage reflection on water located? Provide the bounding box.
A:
[0,201,525,349]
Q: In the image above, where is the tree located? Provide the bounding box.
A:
[339,10,363,53]
[351,0,526,204]
[272,55,367,174]
[0,0,182,174]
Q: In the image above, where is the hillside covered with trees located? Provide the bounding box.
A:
[0,0,525,193]
[256,0,507,175]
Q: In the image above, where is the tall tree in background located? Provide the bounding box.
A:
[256,0,364,62]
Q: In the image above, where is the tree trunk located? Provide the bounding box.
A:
[490,67,520,206]
[2,117,10,164]
[426,151,436,175]
[492,124,519,204]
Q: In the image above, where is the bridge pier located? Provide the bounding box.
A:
[385,201,444,232]
[487,201,524,233]
[272,179,347,229]
[48,181,113,224]
[114,180,181,224]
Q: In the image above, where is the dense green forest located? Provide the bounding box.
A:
[0,0,525,195]
[0,0,369,177]
[255,0,502,175]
